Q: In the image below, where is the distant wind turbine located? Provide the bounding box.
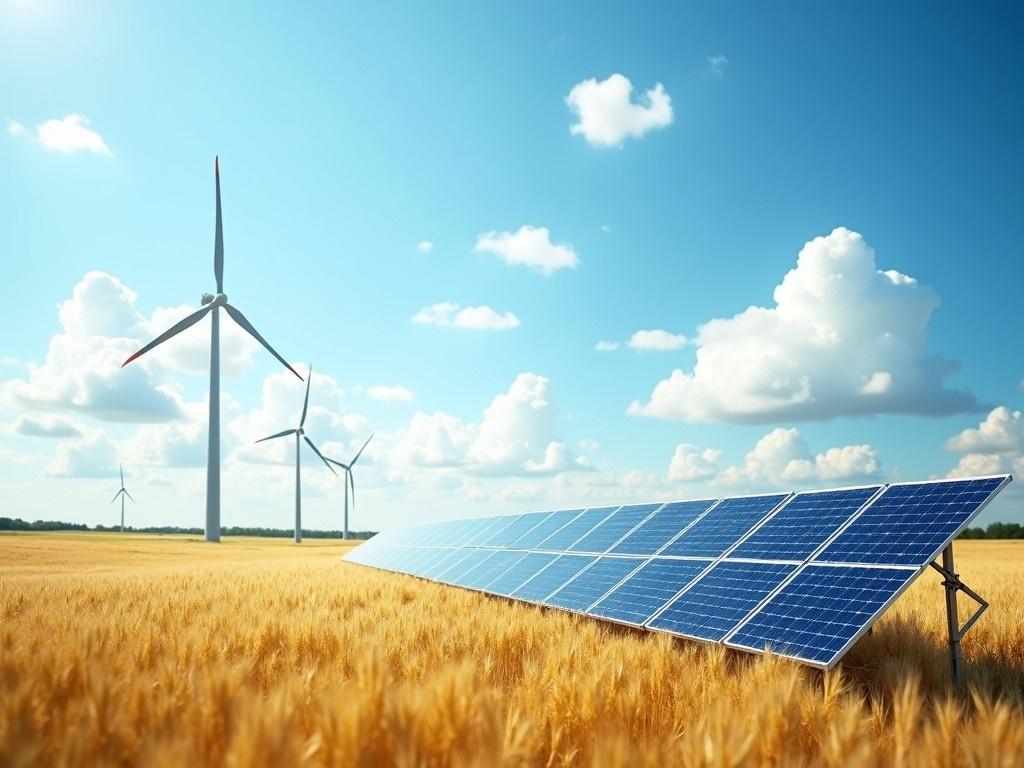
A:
[325,434,373,540]
[111,464,135,533]
[122,157,302,543]
[255,365,336,543]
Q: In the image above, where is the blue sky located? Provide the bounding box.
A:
[2,1,1022,531]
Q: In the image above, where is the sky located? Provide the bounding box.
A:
[2,1,1022,533]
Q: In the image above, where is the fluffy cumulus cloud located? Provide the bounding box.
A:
[566,73,673,147]
[411,301,520,331]
[630,228,980,424]
[595,340,620,352]
[46,428,119,478]
[368,385,415,403]
[668,444,721,482]
[416,241,433,254]
[715,427,880,487]
[8,114,113,156]
[474,225,579,276]
[627,329,688,352]
[391,373,588,477]
[1,272,260,424]
[946,406,1024,479]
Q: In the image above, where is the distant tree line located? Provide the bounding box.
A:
[958,522,1024,539]
[0,517,376,539]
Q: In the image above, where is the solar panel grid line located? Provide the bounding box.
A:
[723,563,922,669]
[541,555,648,613]
[481,552,560,596]
[641,493,793,628]
[703,490,802,561]
[506,508,586,549]
[584,557,716,627]
[645,497,725,557]
[491,511,555,548]
[533,505,622,552]
[567,503,666,555]
[510,554,598,604]
[655,492,791,559]
[609,498,721,556]
[580,554,719,621]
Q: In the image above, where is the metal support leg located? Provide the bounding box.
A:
[928,543,989,690]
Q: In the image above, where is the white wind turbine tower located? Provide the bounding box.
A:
[325,434,373,540]
[255,365,336,543]
[111,464,135,533]
[122,157,302,543]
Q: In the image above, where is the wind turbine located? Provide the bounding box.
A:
[122,157,302,543]
[325,434,373,540]
[111,464,135,533]
[255,365,336,543]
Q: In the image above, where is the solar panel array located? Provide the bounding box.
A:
[342,475,1011,669]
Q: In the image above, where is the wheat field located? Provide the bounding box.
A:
[1,534,1022,767]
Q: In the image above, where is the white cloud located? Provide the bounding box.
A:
[566,73,673,147]
[46,428,119,479]
[391,373,586,478]
[595,340,620,352]
[417,241,434,254]
[411,301,520,331]
[716,427,880,487]
[12,414,84,438]
[706,54,729,76]
[668,444,721,482]
[630,227,980,424]
[946,406,1024,480]
[19,114,113,156]
[474,225,579,276]
[600,224,612,234]
[627,329,688,352]
[368,385,415,403]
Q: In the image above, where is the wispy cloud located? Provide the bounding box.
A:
[368,385,415,403]
[416,241,434,254]
[706,54,729,77]
[412,301,521,331]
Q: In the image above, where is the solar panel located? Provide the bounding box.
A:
[569,503,662,553]
[731,486,881,561]
[647,561,797,641]
[341,475,1012,671]
[609,499,717,555]
[544,556,644,612]
[587,558,712,626]
[659,494,789,558]
[725,564,917,667]
[485,552,559,595]
[536,507,618,551]
[815,477,1008,566]
[512,554,596,603]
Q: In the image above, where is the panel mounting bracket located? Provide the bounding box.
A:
[929,542,988,689]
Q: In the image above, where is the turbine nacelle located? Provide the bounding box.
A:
[201,293,228,307]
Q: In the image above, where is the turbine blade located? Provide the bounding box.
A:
[125,490,136,503]
[120,464,124,485]
[223,304,303,381]
[110,490,123,504]
[323,457,349,470]
[350,433,374,465]
[304,436,336,475]
[255,428,297,443]
[349,470,356,513]
[214,156,224,293]
[300,364,312,427]
[122,305,213,367]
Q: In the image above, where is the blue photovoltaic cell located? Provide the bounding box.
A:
[588,558,712,626]
[648,561,797,641]
[512,554,597,603]
[437,549,493,582]
[660,494,788,559]
[544,557,644,612]
[731,487,881,561]
[816,478,1007,566]
[447,518,493,547]
[485,511,552,547]
[465,516,518,546]
[569,503,662,553]
[418,549,471,580]
[484,552,559,595]
[536,507,617,551]
[510,509,584,549]
[458,550,528,589]
[609,499,718,555]
[727,564,916,665]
